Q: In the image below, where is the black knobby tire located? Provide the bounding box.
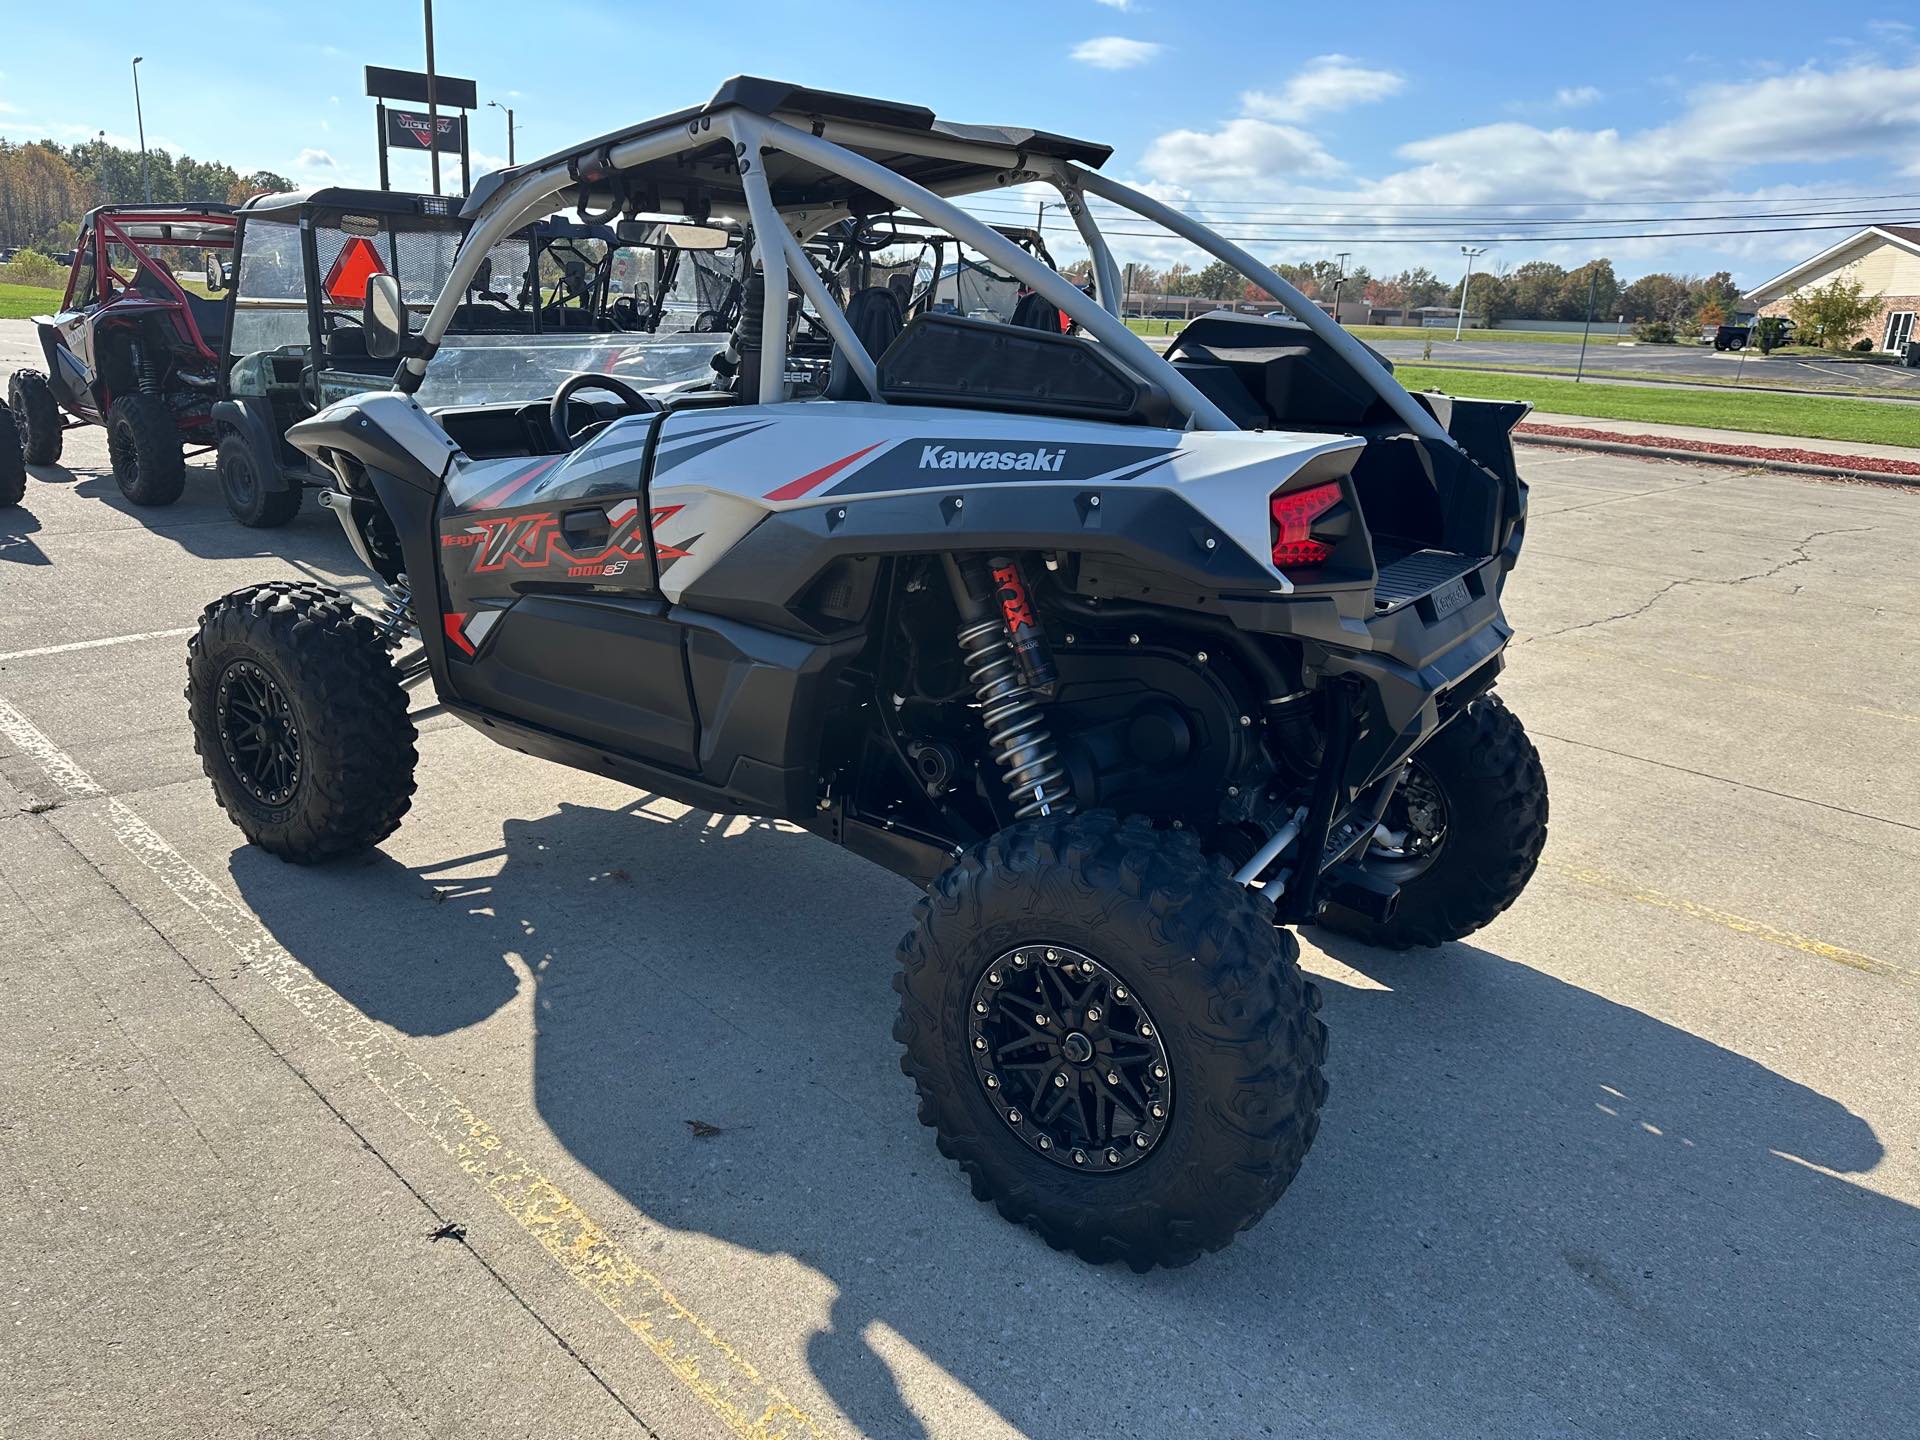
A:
[1317,693,1548,949]
[217,434,301,528]
[106,392,186,506]
[0,405,25,508]
[895,811,1328,1270]
[8,369,63,465]
[186,581,417,863]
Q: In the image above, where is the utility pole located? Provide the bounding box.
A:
[1035,199,1048,232]
[1574,266,1598,382]
[1331,250,1351,324]
[487,100,516,165]
[423,0,441,196]
[131,56,150,203]
[1455,245,1487,342]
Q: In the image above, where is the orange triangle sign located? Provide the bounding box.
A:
[323,235,386,305]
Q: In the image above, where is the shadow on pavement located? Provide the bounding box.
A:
[1,505,49,566]
[228,798,1918,1438]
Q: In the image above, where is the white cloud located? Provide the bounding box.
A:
[1242,55,1404,122]
[297,147,338,169]
[1552,85,1602,109]
[1070,36,1162,70]
[1141,118,1341,182]
[0,101,17,115]
[1094,0,1137,8]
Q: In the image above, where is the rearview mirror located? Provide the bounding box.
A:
[614,220,731,252]
[363,272,406,360]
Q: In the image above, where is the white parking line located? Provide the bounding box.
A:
[0,696,828,1440]
[0,627,196,663]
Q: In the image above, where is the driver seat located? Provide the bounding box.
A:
[825,286,905,401]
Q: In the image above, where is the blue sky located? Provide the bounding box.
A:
[3,1,1919,285]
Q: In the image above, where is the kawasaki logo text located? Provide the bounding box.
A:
[919,446,1066,473]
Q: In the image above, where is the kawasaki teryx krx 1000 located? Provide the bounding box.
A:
[185,78,1547,1270]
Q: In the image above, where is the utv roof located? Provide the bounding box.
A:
[81,204,235,245]
[463,76,1113,220]
[238,187,467,227]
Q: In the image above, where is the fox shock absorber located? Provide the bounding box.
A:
[946,556,1075,820]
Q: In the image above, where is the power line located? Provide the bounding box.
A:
[963,199,1917,229]
[999,189,1920,214]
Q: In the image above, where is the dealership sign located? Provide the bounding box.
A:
[385,107,464,154]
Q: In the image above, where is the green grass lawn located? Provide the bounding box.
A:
[0,283,62,320]
[1420,359,1911,403]
[1397,364,1920,448]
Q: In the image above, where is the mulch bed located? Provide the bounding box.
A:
[1515,422,1920,477]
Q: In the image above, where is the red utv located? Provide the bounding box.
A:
[6,205,236,505]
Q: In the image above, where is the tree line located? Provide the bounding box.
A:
[1124,255,1749,327]
[0,138,293,251]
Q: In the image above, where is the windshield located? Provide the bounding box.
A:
[415,331,726,408]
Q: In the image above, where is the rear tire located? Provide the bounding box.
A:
[106,393,186,506]
[896,812,1327,1269]
[217,434,301,528]
[1315,693,1548,949]
[0,405,25,508]
[186,581,417,863]
[8,370,62,464]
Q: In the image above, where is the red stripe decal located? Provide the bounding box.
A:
[471,456,561,510]
[764,442,887,502]
[443,613,476,656]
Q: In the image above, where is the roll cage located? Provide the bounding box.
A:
[407,77,1452,447]
[65,206,237,363]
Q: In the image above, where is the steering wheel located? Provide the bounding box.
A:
[549,372,653,450]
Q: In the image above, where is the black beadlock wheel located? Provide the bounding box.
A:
[0,405,24,508]
[217,434,301,528]
[186,581,417,863]
[106,393,186,506]
[8,370,63,465]
[1315,693,1549,949]
[896,812,1328,1270]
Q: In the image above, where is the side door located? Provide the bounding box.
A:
[44,222,103,420]
[432,411,701,772]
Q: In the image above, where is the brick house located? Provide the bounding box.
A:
[1743,224,1920,352]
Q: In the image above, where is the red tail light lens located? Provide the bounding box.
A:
[1269,480,1343,569]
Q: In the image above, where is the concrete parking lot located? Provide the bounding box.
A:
[2,402,1916,1437]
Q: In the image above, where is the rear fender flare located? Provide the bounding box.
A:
[211,398,295,494]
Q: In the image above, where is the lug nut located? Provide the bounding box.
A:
[1035,1014,1049,1026]
[1007,1109,1021,1125]
[1151,1103,1165,1119]
[1054,1073,1068,1088]
[1038,1136,1052,1150]
[1134,1133,1150,1148]
[985,1075,999,1089]
[974,1037,987,1051]
[1141,1024,1154,1038]
[1072,1149,1087,1165]
[975,1001,988,1014]
[1152,1064,1166,1080]
[1106,1071,1119,1085]
[1045,950,1057,962]
[1086,1006,1101,1022]
[1113,987,1128,1000]
[1106,1149,1121,1165]
[987,971,1000,984]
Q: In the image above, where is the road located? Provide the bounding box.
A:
[1,410,1917,1437]
[1368,333,1920,397]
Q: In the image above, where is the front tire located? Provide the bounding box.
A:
[107,393,187,506]
[186,582,417,862]
[896,812,1327,1269]
[217,434,301,528]
[8,370,63,464]
[1317,693,1548,949]
[0,405,25,508]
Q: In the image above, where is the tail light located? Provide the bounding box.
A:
[1269,480,1344,570]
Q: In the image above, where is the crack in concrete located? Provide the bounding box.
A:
[1529,524,1878,641]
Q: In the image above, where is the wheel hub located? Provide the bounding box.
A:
[968,944,1172,1171]
[217,659,302,806]
[1369,762,1449,877]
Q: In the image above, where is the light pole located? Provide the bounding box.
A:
[423,0,441,196]
[1331,250,1351,324]
[1454,245,1487,341]
[487,100,516,165]
[131,56,150,204]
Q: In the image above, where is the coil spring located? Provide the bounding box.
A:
[371,573,414,648]
[957,616,1075,820]
[137,344,160,395]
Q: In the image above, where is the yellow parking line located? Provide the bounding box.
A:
[0,699,827,1440]
[1543,857,1915,985]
